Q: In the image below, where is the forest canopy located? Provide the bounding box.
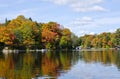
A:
[0,15,120,49]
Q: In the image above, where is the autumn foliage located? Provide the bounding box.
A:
[79,30,120,48]
[0,15,120,49]
[0,15,72,49]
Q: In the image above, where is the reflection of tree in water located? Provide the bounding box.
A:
[0,53,15,78]
[0,51,80,79]
[40,51,80,77]
[81,50,120,69]
[0,50,119,79]
[41,51,59,77]
[117,51,120,69]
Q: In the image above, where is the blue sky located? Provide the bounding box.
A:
[0,0,120,36]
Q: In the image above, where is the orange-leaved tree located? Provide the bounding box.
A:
[0,26,16,45]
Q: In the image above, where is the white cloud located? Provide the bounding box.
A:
[73,30,95,36]
[45,0,107,12]
[70,16,93,26]
[89,32,95,35]
[72,5,106,12]
[77,30,89,36]
[91,5,107,11]
[107,29,116,33]
[51,0,69,5]
[66,16,120,36]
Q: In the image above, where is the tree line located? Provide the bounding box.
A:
[78,28,120,48]
[0,15,77,50]
[0,15,119,50]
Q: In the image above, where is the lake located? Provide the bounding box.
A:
[0,49,120,79]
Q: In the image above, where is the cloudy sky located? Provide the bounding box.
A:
[0,0,120,36]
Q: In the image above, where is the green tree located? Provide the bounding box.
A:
[115,28,120,46]
[60,28,72,49]
[71,33,79,49]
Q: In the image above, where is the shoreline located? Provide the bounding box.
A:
[74,48,117,52]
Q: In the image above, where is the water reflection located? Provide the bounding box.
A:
[81,50,120,69]
[0,50,119,79]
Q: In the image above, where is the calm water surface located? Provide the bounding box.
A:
[0,49,120,79]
